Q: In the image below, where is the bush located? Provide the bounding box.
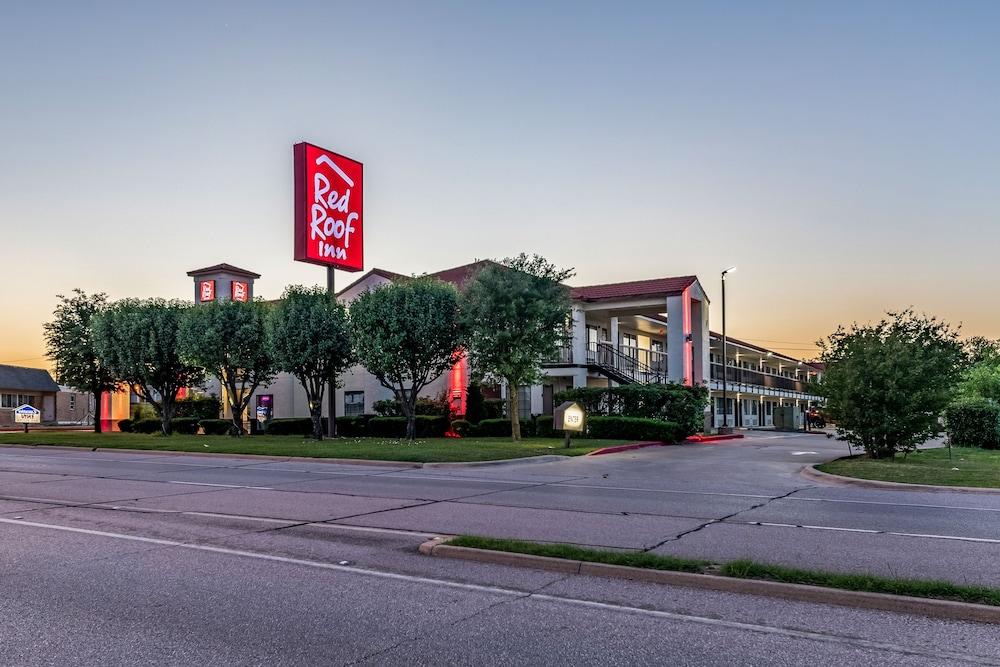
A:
[451,419,472,437]
[372,399,399,417]
[945,398,1000,449]
[587,416,683,443]
[367,416,449,438]
[335,415,369,437]
[465,383,486,424]
[174,395,222,420]
[476,418,533,438]
[116,419,133,433]
[132,418,162,434]
[200,419,235,436]
[170,417,201,435]
[555,383,708,438]
[265,418,314,436]
[535,415,555,438]
[483,398,505,420]
[372,395,452,418]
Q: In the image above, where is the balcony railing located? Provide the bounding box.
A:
[710,363,813,394]
[587,342,668,384]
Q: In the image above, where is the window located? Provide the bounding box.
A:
[69,394,76,411]
[0,394,13,408]
[344,391,364,417]
[517,386,531,417]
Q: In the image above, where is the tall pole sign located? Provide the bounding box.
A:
[294,142,364,436]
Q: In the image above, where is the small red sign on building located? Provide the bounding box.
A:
[293,142,364,272]
[199,280,216,302]
[231,281,249,302]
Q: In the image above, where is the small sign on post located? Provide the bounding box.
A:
[553,401,585,448]
[14,404,41,433]
[255,405,270,433]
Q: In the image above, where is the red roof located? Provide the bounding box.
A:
[570,276,697,302]
[335,268,407,297]
[186,263,261,279]
[429,260,501,289]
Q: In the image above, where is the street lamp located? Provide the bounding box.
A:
[721,266,737,433]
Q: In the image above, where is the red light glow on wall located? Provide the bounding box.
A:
[449,354,468,417]
[682,287,693,386]
[293,142,364,272]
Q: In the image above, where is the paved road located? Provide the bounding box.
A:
[1,436,999,664]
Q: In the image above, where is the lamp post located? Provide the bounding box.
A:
[720,266,737,433]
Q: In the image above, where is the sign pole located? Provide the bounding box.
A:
[327,266,337,438]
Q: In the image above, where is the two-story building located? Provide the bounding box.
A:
[187,260,821,433]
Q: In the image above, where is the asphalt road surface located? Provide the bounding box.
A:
[1,434,999,665]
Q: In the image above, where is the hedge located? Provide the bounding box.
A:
[174,395,222,420]
[170,417,201,435]
[483,398,505,420]
[372,397,451,417]
[335,415,370,437]
[117,419,133,433]
[535,415,555,438]
[554,383,708,438]
[587,416,683,443]
[367,416,449,438]
[200,419,235,436]
[945,399,1000,449]
[132,418,162,434]
[476,418,534,438]
[265,418,315,436]
[451,419,472,437]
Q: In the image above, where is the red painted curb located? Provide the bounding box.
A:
[586,441,663,456]
[685,434,745,443]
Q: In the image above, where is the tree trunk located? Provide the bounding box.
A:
[93,390,103,434]
[228,392,247,437]
[400,392,417,441]
[508,381,521,442]
[160,398,174,436]
[309,399,324,441]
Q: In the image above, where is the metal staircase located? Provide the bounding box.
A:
[586,342,668,385]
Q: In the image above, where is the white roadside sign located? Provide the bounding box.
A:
[14,404,41,424]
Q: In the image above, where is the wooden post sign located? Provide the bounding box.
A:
[553,401,585,448]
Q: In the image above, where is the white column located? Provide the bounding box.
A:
[609,316,619,349]
[665,294,685,384]
[571,305,587,365]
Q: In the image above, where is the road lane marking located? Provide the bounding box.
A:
[742,521,1000,544]
[0,516,994,665]
[167,481,274,490]
[788,497,1000,513]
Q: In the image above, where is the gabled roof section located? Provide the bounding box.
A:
[0,365,60,393]
[428,260,502,289]
[708,331,815,367]
[186,263,261,279]
[570,276,698,303]
[335,268,408,297]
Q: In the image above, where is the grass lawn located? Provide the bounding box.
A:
[816,447,1000,489]
[0,431,630,463]
[449,535,1000,606]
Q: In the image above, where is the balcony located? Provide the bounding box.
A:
[710,363,815,395]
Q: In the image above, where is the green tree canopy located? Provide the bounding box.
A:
[92,299,205,435]
[179,299,276,436]
[350,277,463,440]
[817,310,964,458]
[267,285,354,441]
[461,254,574,441]
[43,289,119,432]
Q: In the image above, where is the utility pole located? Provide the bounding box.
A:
[720,266,736,434]
[327,266,337,438]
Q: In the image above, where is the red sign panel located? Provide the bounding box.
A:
[294,142,364,272]
[231,281,249,302]
[199,280,215,302]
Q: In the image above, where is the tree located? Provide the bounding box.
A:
[350,278,463,440]
[817,310,964,459]
[964,336,1000,366]
[92,299,205,436]
[43,290,119,433]
[267,285,354,441]
[461,254,574,441]
[179,299,276,436]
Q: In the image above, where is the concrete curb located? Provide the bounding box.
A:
[685,434,745,443]
[423,455,571,469]
[802,464,1000,495]
[585,442,663,456]
[419,538,1000,624]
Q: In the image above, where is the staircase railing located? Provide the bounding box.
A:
[586,342,668,384]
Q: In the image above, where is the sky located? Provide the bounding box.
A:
[2,1,998,370]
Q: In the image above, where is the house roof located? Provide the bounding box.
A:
[0,365,60,393]
[335,268,409,297]
[570,276,698,302]
[335,261,502,297]
[708,331,819,369]
[186,263,261,279]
